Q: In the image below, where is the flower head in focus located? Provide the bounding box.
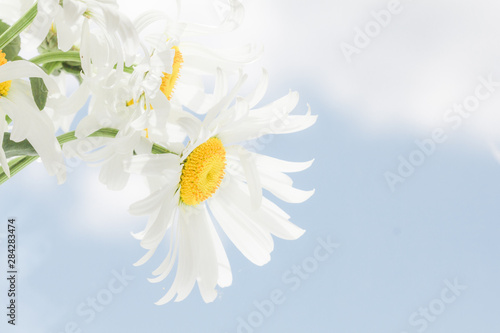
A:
[0,0,321,308]
[124,72,317,303]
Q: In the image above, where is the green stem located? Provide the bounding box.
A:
[0,156,39,185]
[0,2,38,50]
[30,52,135,73]
[0,128,176,185]
[30,51,81,65]
[56,128,119,145]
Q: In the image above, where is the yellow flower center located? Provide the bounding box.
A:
[0,50,12,98]
[160,46,183,101]
[125,46,183,107]
[180,137,226,206]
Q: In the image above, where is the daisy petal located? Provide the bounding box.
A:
[237,147,262,210]
[245,68,268,108]
[134,247,157,267]
[209,184,273,266]
[262,176,315,204]
[0,61,61,95]
[229,179,305,240]
[124,154,180,176]
[255,154,315,173]
[150,227,179,282]
[156,214,197,304]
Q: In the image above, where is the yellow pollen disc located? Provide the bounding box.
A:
[0,50,12,98]
[180,137,226,206]
[160,46,183,101]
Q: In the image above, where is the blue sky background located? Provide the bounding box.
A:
[2,0,500,332]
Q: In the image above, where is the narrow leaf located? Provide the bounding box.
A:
[2,132,37,158]
[29,77,48,111]
[0,20,21,61]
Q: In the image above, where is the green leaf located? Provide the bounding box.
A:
[5,115,11,124]
[29,77,48,111]
[2,132,38,158]
[0,20,21,61]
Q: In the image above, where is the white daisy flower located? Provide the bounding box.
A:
[0,51,66,183]
[63,63,193,191]
[122,38,176,127]
[70,0,259,172]
[43,71,90,133]
[132,0,261,114]
[28,0,139,68]
[124,74,317,304]
[61,72,144,191]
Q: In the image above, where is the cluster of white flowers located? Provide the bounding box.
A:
[0,0,316,303]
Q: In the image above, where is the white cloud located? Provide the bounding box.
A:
[71,167,149,238]
[247,0,500,142]
[116,0,500,144]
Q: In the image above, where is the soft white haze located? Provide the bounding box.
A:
[122,0,500,144]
